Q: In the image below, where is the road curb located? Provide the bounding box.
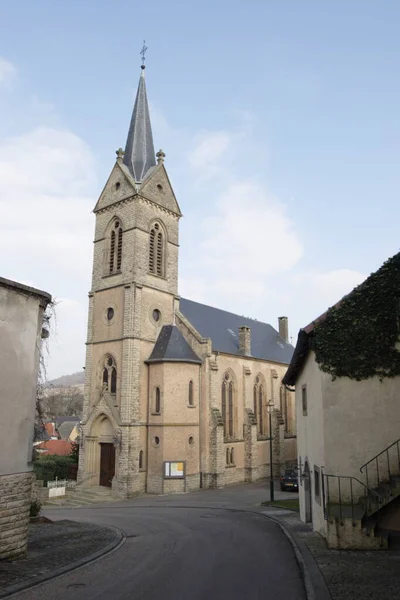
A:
[0,524,126,599]
[260,513,331,600]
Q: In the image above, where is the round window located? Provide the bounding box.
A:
[107,357,113,367]
[154,436,160,446]
[157,184,163,192]
[107,307,114,321]
[188,436,194,446]
[153,309,161,322]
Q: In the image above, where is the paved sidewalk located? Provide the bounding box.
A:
[262,506,400,600]
[0,519,123,598]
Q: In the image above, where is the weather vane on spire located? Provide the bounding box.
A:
[140,40,148,70]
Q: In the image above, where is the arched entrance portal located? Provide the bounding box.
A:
[304,461,312,523]
[88,415,116,488]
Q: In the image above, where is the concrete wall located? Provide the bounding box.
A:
[322,372,400,485]
[295,351,327,536]
[0,278,51,559]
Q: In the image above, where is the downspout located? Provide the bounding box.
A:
[198,360,203,488]
[145,364,150,492]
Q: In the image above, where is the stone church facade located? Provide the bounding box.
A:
[78,66,296,497]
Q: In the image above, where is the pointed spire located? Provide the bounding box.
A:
[123,67,156,182]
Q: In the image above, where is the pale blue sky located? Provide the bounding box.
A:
[0,1,399,377]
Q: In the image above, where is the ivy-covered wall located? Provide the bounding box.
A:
[310,252,400,381]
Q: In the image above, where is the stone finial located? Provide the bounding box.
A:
[156,149,166,165]
[116,148,124,161]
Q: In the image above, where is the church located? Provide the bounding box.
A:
[77,64,296,497]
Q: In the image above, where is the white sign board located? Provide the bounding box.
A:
[164,461,185,479]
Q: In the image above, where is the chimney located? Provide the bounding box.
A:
[238,326,251,356]
[278,317,289,342]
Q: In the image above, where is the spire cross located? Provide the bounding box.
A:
[140,40,148,69]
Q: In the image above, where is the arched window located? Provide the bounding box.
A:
[102,356,117,395]
[228,381,234,438]
[254,376,267,436]
[259,385,264,434]
[188,380,194,406]
[149,222,164,277]
[221,382,226,436]
[139,451,144,470]
[221,372,236,440]
[155,387,161,414]
[109,220,123,275]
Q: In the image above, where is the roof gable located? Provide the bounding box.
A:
[93,161,137,213]
[146,325,202,364]
[139,164,181,215]
[179,298,293,364]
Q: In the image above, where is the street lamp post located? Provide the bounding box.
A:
[267,399,274,502]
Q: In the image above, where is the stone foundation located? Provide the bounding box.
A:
[0,472,33,560]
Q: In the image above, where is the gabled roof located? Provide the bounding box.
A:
[179,298,294,364]
[35,440,72,456]
[57,421,78,441]
[123,68,156,182]
[283,251,400,386]
[55,416,80,426]
[146,325,202,365]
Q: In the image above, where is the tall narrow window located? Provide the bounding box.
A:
[259,385,264,434]
[149,222,164,277]
[117,227,123,271]
[302,385,308,416]
[156,230,163,276]
[254,375,267,437]
[226,448,230,465]
[231,448,235,465]
[108,220,123,275]
[222,372,236,440]
[139,451,144,470]
[102,356,117,396]
[111,367,117,394]
[188,380,194,406]
[149,228,155,273]
[155,387,161,414]
[221,382,227,437]
[228,381,234,437]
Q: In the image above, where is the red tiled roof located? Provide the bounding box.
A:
[36,440,72,456]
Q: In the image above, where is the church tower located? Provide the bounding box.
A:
[78,64,184,497]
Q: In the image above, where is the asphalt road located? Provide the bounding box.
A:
[11,485,306,600]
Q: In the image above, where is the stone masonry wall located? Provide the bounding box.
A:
[0,472,33,560]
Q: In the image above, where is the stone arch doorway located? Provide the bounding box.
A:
[88,415,116,488]
[303,461,312,523]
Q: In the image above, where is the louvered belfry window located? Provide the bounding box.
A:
[149,222,164,277]
[109,220,123,274]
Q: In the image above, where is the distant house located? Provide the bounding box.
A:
[283,252,400,549]
[56,416,80,442]
[35,440,73,456]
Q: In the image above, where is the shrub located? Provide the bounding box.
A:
[30,500,41,518]
[33,455,75,483]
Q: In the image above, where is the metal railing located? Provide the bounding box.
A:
[323,473,384,525]
[360,438,400,492]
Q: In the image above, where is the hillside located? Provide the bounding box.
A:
[49,371,85,388]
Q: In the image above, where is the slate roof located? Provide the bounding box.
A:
[179,298,294,365]
[57,421,78,441]
[123,67,156,182]
[55,416,80,427]
[146,325,202,364]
